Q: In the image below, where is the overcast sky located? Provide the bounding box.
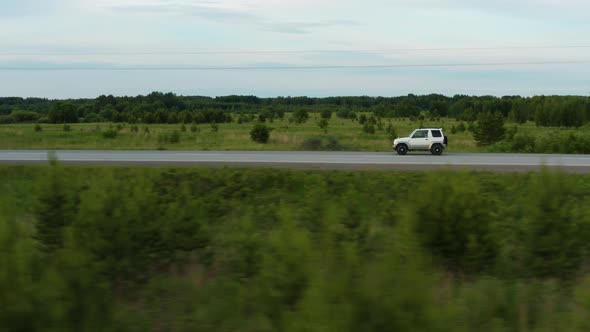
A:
[1,0,589,98]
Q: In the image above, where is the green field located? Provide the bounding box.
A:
[2,115,587,152]
[2,165,590,331]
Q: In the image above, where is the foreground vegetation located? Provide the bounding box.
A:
[1,165,590,331]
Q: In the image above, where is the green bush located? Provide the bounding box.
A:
[362,122,375,134]
[291,109,309,124]
[34,124,42,132]
[63,124,71,132]
[250,124,271,143]
[318,118,329,133]
[158,130,181,144]
[407,172,497,274]
[102,128,118,139]
[302,137,323,150]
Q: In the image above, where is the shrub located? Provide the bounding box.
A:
[386,122,397,140]
[318,118,329,133]
[210,123,219,133]
[190,123,199,133]
[250,124,271,143]
[34,124,42,132]
[301,136,344,151]
[320,109,332,120]
[522,171,590,279]
[302,137,323,150]
[63,124,71,132]
[408,173,497,274]
[457,122,466,132]
[291,109,309,124]
[451,125,457,134]
[359,114,367,124]
[11,110,39,122]
[102,128,118,139]
[158,130,181,144]
[180,124,186,132]
[324,136,344,150]
[0,115,15,124]
[363,122,375,134]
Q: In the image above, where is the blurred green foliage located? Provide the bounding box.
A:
[1,166,590,331]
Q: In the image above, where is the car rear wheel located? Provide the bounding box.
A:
[431,144,443,155]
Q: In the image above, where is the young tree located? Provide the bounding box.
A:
[320,109,332,120]
[472,112,505,146]
[318,118,329,134]
[35,163,72,253]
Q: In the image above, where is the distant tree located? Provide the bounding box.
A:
[320,109,332,120]
[472,112,505,146]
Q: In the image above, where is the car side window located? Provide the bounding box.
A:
[431,130,442,138]
[412,130,428,138]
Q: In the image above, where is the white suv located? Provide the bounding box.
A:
[393,128,448,155]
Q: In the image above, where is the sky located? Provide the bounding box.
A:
[1,0,589,98]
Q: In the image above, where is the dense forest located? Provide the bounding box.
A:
[1,92,589,128]
[1,165,590,331]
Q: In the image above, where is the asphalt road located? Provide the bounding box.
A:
[1,150,589,172]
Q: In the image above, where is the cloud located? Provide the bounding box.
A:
[100,0,361,34]
[263,19,361,34]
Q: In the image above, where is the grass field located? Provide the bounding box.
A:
[0,115,587,152]
[0,115,473,151]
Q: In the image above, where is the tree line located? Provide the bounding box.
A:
[1,92,589,127]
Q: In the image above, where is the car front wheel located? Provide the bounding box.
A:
[396,144,408,155]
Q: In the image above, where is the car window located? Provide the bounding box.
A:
[412,130,428,138]
[431,130,442,137]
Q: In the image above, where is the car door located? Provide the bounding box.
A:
[409,130,430,149]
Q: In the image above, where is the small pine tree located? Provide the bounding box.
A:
[35,164,71,253]
[386,122,397,140]
[472,112,505,146]
[318,118,329,134]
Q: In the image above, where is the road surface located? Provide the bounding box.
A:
[0,150,589,172]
